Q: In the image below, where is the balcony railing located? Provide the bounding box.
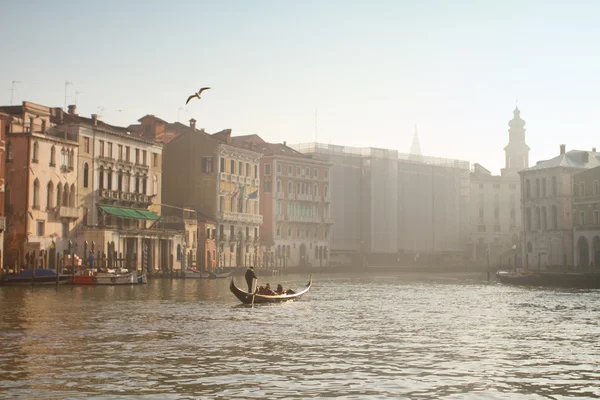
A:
[277,192,285,199]
[289,215,320,223]
[276,214,286,222]
[217,211,263,225]
[253,178,260,186]
[323,217,334,224]
[288,193,296,200]
[218,234,228,243]
[220,172,230,182]
[57,206,80,219]
[99,189,152,204]
[324,195,331,203]
[297,194,312,202]
[313,195,322,202]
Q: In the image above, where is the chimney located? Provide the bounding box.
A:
[593,147,597,152]
[68,104,77,115]
[91,114,98,126]
[189,118,196,130]
[283,141,287,147]
[560,144,566,155]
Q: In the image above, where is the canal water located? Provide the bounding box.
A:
[0,272,599,399]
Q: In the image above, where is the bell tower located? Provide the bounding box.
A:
[501,107,530,178]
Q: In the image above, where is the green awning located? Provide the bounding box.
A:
[99,205,160,221]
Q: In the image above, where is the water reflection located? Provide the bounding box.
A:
[0,273,599,399]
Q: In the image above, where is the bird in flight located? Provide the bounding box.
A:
[186,87,211,105]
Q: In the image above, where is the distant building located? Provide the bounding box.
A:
[520,145,600,269]
[292,143,470,266]
[468,107,528,266]
[571,165,600,269]
[2,102,79,268]
[136,117,263,269]
[230,135,332,268]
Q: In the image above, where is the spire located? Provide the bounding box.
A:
[409,125,423,162]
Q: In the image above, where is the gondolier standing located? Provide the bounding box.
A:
[245,266,257,293]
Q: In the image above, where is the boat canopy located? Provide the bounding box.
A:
[99,205,160,221]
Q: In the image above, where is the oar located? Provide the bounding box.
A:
[251,277,257,308]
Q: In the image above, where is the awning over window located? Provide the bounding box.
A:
[99,205,160,221]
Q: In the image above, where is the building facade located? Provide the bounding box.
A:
[292,142,470,266]
[232,136,332,268]
[53,106,183,272]
[141,117,262,269]
[468,108,528,266]
[2,102,79,268]
[520,145,600,269]
[0,112,9,269]
[572,165,600,269]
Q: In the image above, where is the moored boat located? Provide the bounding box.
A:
[67,269,147,285]
[185,268,209,279]
[208,269,232,279]
[496,269,539,285]
[1,269,70,285]
[230,277,312,304]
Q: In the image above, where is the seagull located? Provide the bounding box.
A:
[186,87,211,105]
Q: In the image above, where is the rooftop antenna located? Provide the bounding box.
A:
[64,81,73,111]
[10,80,22,105]
[75,90,83,105]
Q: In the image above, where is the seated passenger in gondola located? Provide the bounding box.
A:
[259,283,276,295]
[276,284,284,295]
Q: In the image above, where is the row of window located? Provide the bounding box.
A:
[276,202,331,218]
[81,163,159,195]
[31,179,76,210]
[477,183,517,190]
[578,210,600,226]
[478,207,516,219]
[218,197,259,214]
[477,225,503,233]
[84,137,159,167]
[218,157,258,178]
[275,225,328,240]
[264,180,329,196]
[268,163,328,179]
[525,206,559,231]
[218,225,259,240]
[574,180,600,197]
[525,176,558,199]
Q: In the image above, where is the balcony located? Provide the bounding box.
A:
[134,162,149,171]
[324,195,331,203]
[245,176,253,185]
[323,217,334,224]
[230,175,239,183]
[60,165,75,173]
[57,206,80,219]
[288,193,296,200]
[289,215,320,223]
[253,178,260,186]
[313,195,322,202]
[218,234,228,243]
[100,189,152,205]
[297,194,312,202]
[220,172,230,182]
[276,214,286,222]
[277,192,285,199]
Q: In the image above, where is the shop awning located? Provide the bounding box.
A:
[99,205,160,221]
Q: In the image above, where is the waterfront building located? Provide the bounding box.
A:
[1,102,79,268]
[572,165,600,269]
[520,145,600,269]
[292,142,470,266]
[468,108,528,266]
[135,117,262,269]
[52,105,184,272]
[0,111,9,269]
[230,136,332,268]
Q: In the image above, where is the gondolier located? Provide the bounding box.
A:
[245,266,257,293]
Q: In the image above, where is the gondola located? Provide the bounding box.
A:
[496,269,539,285]
[230,277,312,304]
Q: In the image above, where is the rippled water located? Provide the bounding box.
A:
[0,272,599,399]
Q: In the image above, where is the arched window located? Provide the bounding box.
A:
[107,169,113,190]
[70,150,74,169]
[277,180,281,193]
[135,174,140,193]
[124,172,130,192]
[288,181,293,193]
[142,175,147,194]
[69,184,75,207]
[153,175,158,195]
[6,141,12,162]
[32,141,39,163]
[60,148,65,166]
[32,179,40,209]
[56,182,62,207]
[50,146,56,166]
[527,242,533,253]
[63,183,69,206]
[324,184,329,197]
[177,244,181,261]
[117,170,123,191]
[314,183,318,196]
[46,181,54,210]
[83,163,89,188]
[526,180,531,199]
[99,166,104,189]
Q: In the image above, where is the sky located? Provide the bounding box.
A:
[2,0,600,174]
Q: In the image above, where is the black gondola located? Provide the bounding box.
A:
[230,277,312,304]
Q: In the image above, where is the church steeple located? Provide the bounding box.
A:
[501,106,530,178]
[409,125,423,162]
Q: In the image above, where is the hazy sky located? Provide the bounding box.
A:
[2,1,599,174]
